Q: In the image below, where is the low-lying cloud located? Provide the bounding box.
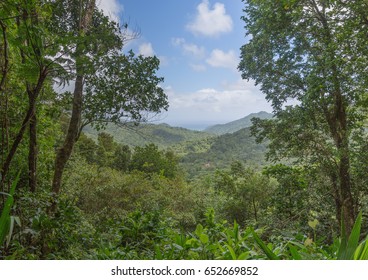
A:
[163,80,272,127]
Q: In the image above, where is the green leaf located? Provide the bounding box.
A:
[308,219,319,230]
[288,244,302,260]
[172,243,184,251]
[154,245,163,260]
[237,252,250,260]
[354,239,368,260]
[226,244,237,260]
[200,233,209,244]
[0,171,21,246]
[338,212,362,260]
[194,224,203,237]
[251,228,280,260]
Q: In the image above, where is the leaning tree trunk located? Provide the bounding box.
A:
[0,19,10,194]
[0,70,47,189]
[28,108,37,192]
[52,0,96,194]
[52,73,84,194]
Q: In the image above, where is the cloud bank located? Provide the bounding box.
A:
[164,80,272,127]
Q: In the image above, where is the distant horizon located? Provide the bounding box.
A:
[154,110,272,131]
[99,0,273,129]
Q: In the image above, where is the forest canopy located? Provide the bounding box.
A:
[1,0,368,260]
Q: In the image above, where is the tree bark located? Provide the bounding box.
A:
[315,2,356,237]
[0,70,47,188]
[0,20,9,92]
[52,0,96,194]
[52,73,84,194]
[28,107,37,192]
[0,20,9,189]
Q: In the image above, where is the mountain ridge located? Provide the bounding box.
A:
[204,111,273,135]
[83,122,212,149]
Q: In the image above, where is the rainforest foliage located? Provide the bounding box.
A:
[1,0,368,260]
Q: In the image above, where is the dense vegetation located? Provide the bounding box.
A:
[83,122,212,149]
[1,0,368,260]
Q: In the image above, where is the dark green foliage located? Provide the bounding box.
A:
[262,164,309,229]
[83,51,168,130]
[2,0,368,261]
[213,162,274,225]
[112,144,131,172]
[75,133,99,164]
[129,144,178,178]
[239,0,368,236]
[3,190,96,259]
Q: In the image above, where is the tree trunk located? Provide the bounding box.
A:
[334,68,355,237]
[1,19,10,193]
[317,4,356,236]
[52,0,96,194]
[0,71,47,188]
[0,20,9,92]
[338,136,355,237]
[331,173,342,231]
[252,197,258,222]
[52,74,83,194]
[28,108,37,192]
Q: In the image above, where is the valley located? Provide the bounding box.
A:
[82,112,272,178]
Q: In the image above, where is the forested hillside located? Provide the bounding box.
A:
[81,113,269,178]
[83,122,212,149]
[180,127,268,177]
[1,0,368,261]
[204,111,273,135]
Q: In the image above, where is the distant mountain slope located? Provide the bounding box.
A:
[82,115,270,179]
[180,127,268,177]
[204,111,273,135]
[83,122,212,149]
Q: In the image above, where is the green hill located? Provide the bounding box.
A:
[82,116,269,179]
[179,127,268,178]
[204,111,273,135]
[83,122,212,149]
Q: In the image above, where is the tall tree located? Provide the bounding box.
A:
[239,0,368,236]
[0,0,52,191]
[51,0,168,194]
[51,0,97,194]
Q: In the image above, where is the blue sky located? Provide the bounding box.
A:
[97,0,272,129]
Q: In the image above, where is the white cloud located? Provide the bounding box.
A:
[165,80,272,126]
[206,49,239,69]
[97,0,123,22]
[138,42,155,57]
[187,0,233,37]
[183,43,206,58]
[171,37,206,59]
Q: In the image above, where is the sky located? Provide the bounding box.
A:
[97,0,272,130]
